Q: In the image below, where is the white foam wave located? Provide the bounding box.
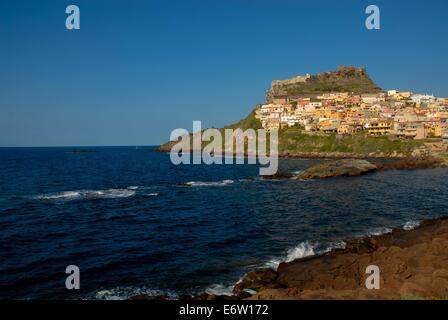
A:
[367,227,393,236]
[205,284,234,296]
[324,240,347,252]
[144,193,159,197]
[94,286,174,300]
[285,241,316,262]
[36,188,136,201]
[185,179,235,187]
[38,191,81,200]
[265,241,316,270]
[403,220,421,231]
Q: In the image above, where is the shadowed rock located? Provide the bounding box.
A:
[375,157,448,171]
[262,171,293,180]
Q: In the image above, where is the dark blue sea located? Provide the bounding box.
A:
[0,147,447,299]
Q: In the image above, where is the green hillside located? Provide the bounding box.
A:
[278,128,422,155]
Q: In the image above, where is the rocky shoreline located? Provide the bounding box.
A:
[194,217,448,300]
[136,151,448,300]
[154,144,448,162]
[153,146,413,160]
[294,157,447,180]
[278,151,409,160]
[130,217,448,301]
[236,217,448,300]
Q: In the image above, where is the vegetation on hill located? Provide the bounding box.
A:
[278,128,423,155]
[222,110,422,156]
[224,108,263,130]
[157,109,423,156]
[267,66,383,100]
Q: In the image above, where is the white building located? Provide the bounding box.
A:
[411,94,436,104]
[387,90,398,96]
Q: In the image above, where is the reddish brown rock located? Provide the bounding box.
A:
[241,217,448,300]
[232,268,279,296]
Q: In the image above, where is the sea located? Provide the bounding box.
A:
[0,146,447,299]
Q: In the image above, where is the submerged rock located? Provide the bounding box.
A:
[296,159,377,180]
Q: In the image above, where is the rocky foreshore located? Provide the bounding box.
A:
[209,217,448,300]
[278,151,410,160]
[234,217,448,300]
[153,146,416,160]
[154,142,448,163]
[129,217,448,301]
[295,157,447,180]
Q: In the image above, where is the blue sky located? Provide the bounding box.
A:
[1,0,447,146]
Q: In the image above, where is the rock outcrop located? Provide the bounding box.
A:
[266,66,383,102]
[296,159,378,180]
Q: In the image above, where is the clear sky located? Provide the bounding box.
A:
[1,0,447,147]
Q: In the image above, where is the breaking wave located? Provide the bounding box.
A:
[205,284,234,296]
[264,240,347,270]
[364,227,393,237]
[144,193,159,197]
[35,188,137,201]
[324,240,347,252]
[184,180,235,187]
[265,241,316,270]
[403,220,421,231]
[93,286,175,300]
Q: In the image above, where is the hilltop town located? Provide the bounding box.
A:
[257,66,448,142]
[158,66,448,158]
